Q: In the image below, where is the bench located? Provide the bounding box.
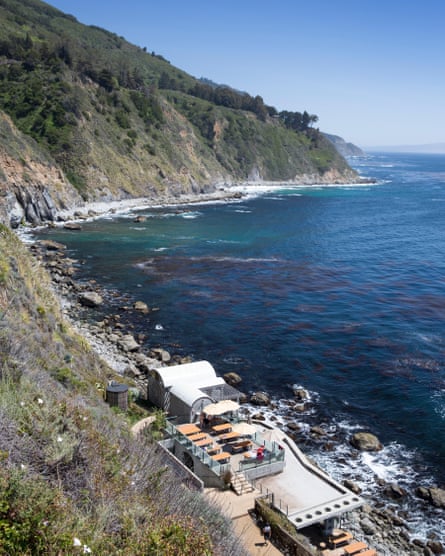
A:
[344,541,368,554]
[329,531,353,548]
[231,440,252,453]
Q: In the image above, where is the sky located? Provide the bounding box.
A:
[47,0,445,148]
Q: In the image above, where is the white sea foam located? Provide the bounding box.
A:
[181,211,202,219]
[432,390,445,420]
[255,394,445,545]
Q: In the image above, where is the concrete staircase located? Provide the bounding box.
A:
[231,471,255,496]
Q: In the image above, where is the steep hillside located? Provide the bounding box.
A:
[0,224,246,555]
[323,133,365,157]
[0,0,357,226]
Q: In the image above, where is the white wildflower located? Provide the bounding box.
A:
[37,398,43,405]
[83,546,92,554]
[57,436,63,443]
[73,537,82,546]
[20,401,25,407]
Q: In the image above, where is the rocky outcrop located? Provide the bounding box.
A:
[78,291,104,308]
[350,432,382,451]
[133,301,150,313]
[250,391,270,406]
[0,114,83,227]
[416,486,445,509]
[323,133,365,157]
[223,372,242,386]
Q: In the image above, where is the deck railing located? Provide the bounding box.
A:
[165,421,230,476]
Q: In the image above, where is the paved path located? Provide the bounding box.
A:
[206,489,282,556]
[130,415,156,436]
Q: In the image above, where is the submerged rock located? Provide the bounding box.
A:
[63,222,82,230]
[38,239,66,251]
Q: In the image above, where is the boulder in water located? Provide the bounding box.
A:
[250,391,270,406]
[133,301,149,313]
[79,291,103,307]
[223,372,242,386]
[63,222,82,230]
[350,432,382,451]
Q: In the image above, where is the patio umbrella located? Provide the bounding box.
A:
[203,399,240,416]
[231,422,257,436]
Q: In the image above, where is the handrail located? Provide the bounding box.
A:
[165,421,230,476]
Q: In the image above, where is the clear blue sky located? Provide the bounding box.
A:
[48,0,445,148]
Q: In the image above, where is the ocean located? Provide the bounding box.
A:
[34,152,445,541]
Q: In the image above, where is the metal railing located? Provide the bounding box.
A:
[255,486,289,516]
[165,421,230,476]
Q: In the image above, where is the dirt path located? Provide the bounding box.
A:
[130,416,156,436]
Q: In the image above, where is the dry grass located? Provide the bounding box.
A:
[0,226,247,555]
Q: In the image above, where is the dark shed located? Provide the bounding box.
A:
[106,382,128,411]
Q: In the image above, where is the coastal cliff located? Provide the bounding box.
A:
[0,0,358,227]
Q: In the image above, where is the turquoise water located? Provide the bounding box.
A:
[35,153,445,509]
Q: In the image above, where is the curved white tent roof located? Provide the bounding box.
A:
[155,360,220,389]
[170,382,213,407]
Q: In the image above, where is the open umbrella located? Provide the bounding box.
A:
[231,422,257,436]
[203,399,240,416]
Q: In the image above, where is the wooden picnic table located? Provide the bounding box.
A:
[211,451,231,463]
[344,541,368,554]
[330,531,353,548]
[188,432,208,442]
[217,431,240,442]
[194,436,213,448]
[176,423,201,436]
[356,549,376,556]
[206,445,221,455]
[211,423,232,434]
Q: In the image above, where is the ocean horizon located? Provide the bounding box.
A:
[34,151,445,542]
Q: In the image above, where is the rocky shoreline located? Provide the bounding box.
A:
[28,209,444,556]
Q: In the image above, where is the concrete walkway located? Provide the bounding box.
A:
[130,415,156,436]
[256,425,362,529]
[205,422,364,555]
[206,488,282,556]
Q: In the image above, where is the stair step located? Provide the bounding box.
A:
[231,472,255,495]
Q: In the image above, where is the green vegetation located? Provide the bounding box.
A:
[0,0,354,207]
[0,226,246,555]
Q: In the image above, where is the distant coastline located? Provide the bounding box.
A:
[365,142,445,154]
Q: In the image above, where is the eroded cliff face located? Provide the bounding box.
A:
[0,106,358,228]
[0,114,84,227]
[0,150,82,227]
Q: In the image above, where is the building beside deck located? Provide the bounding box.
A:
[148,359,363,544]
[147,360,240,423]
